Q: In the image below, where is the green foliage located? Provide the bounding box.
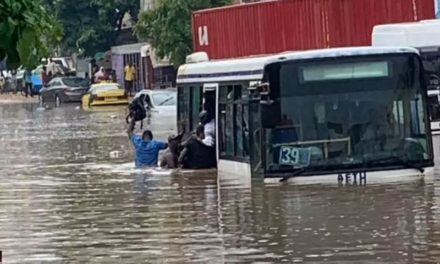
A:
[0,0,63,69]
[43,0,140,57]
[135,0,231,67]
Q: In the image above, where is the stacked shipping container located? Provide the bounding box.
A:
[192,0,435,59]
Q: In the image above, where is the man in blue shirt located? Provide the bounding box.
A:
[127,119,168,168]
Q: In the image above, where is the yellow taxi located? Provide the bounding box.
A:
[82,82,129,107]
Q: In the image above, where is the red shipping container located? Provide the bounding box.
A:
[192,0,435,59]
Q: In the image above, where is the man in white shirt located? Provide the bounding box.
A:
[200,111,215,147]
[47,59,59,76]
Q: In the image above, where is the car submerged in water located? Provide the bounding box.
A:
[134,89,177,113]
[39,77,90,107]
[82,82,129,107]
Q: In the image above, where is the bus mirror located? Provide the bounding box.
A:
[248,82,270,94]
[257,82,270,95]
[260,100,280,128]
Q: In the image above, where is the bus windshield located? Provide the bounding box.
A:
[265,54,432,173]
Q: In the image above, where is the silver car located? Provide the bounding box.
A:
[39,77,90,107]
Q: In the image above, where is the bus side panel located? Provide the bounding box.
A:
[248,100,263,179]
[218,159,252,187]
[177,86,190,135]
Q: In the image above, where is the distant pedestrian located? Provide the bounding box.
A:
[110,69,117,83]
[23,68,33,97]
[0,73,5,94]
[10,70,17,94]
[94,67,106,83]
[124,62,136,96]
[47,58,60,76]
[42,66,50,87]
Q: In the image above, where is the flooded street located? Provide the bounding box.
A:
[2,102,440,263]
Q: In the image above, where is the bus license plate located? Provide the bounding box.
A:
[279,146,311,167]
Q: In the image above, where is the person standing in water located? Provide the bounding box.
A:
[127,118,168,168]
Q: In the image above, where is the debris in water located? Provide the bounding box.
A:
[109,151,120,158]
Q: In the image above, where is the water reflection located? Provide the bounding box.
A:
[0,103,440,263]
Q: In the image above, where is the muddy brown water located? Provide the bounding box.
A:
[1,103,440,263]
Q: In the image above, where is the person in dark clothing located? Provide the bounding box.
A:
[42,66,50,87]
[159,134,184,169]
[126,94,147,129]
[23,68,33,97]
[178,125,216,169]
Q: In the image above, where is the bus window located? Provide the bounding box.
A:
[427,93,440,121]
[177,86,190,134]
[420,52,440,122]
[190,86,203,131]
[178,85,203,134]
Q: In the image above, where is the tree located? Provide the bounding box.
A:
[135,0,231,67]
[0,0,63,69]
[91,0,140,32]
[43,0,140,57]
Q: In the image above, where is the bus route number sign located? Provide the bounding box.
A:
[279,146,311,167]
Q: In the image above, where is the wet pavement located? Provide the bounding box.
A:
[1,102,440,263]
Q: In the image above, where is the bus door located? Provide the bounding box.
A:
[203,83,217,119]
[420,50,440,162]
[203,83,218,159]
[248,81,263,178]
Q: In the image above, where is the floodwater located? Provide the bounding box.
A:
[1,103,440,263]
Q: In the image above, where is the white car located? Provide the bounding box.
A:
[134,88,176,113]
[133,89,177,133]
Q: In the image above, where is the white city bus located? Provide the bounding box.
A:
[373,20,440,162]
[177,47,434,184]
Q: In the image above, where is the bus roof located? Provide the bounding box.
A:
[372,20,440,48]
[265,46,418,64]
[177,55,271,84]
[177,46,418,84]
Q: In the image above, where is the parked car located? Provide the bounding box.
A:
[39,77,90,107]
[82,82,128,107]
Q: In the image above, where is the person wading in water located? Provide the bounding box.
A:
[127,118,168,168]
